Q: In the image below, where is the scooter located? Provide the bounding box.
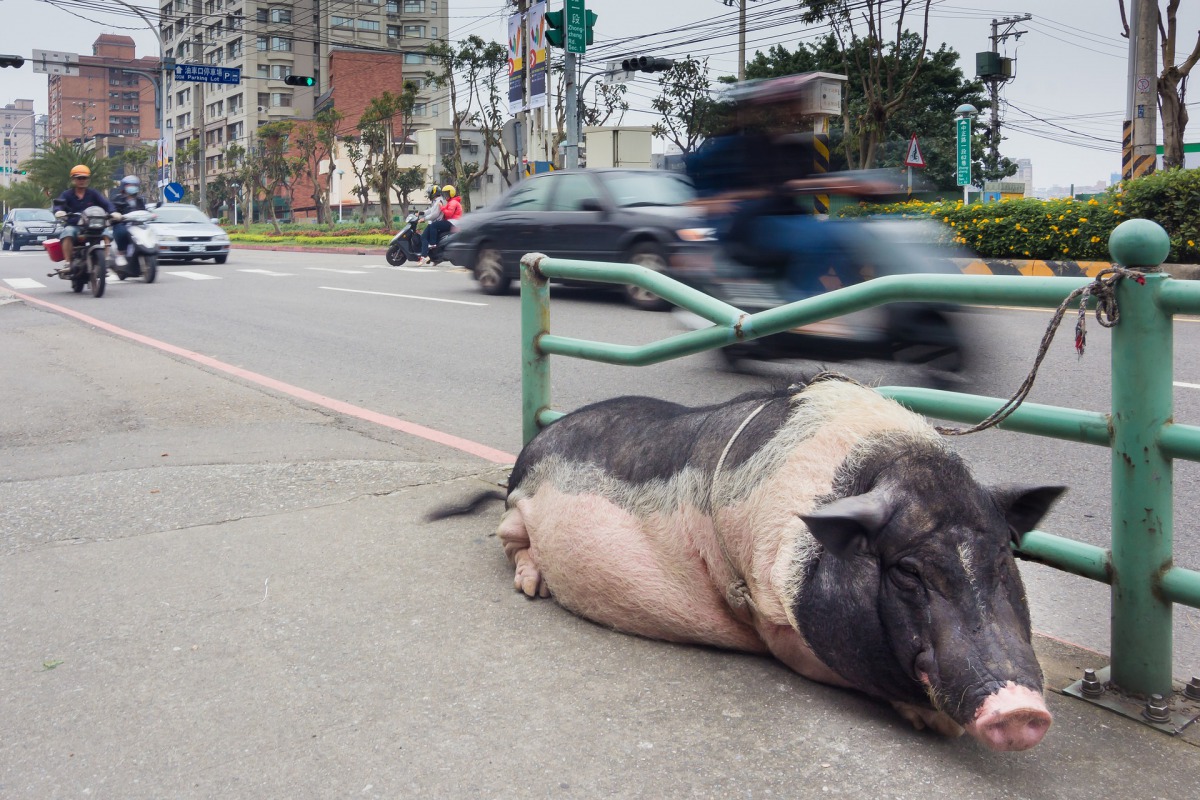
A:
[673,216,971,387]
[45,207,111,298]
[110,209,159,283]
[385,211,452,266]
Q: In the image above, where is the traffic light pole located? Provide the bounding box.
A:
[564,51,579,169]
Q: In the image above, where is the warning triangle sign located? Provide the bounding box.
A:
[904,135,926,168]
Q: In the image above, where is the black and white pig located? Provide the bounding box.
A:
[497,374,1065,751]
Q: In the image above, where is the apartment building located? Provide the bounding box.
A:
[1,100,40,186]
[46,35,160,145]
[159,0,449,199]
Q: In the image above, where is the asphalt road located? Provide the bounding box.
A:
[2,245,1198,678]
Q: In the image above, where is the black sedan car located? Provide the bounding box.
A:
[442,168,711,310]
[2,208,62,252]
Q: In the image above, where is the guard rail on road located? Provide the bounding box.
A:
[517,219,1200,729]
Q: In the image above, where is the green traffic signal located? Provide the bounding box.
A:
[0,54,25,68]
[585,10,597,46]
[284,75,315,87]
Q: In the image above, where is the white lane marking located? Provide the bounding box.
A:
[3,278,45,289]
[238,269,293,276]
[319,286,486,306]
[168,271,222,280]
[1175,382,1200,389]
[306,267,368,274]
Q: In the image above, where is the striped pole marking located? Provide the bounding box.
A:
[813,133,830,214]
[1121,119,1133,181]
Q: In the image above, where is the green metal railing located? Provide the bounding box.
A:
[518,219,1200,701]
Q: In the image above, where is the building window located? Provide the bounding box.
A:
[404,53,424,65]
[257,92,270,109]
[403,0,424,11]
[387,25,401,39]
[386,0,399,11]
[358,20,380,32]
[270,37,291,51]
[270,8,291,23]
[331,16,353,29]
[271,64,292,79]
[270,92,292,108]
[412,102,426,116]
[256,36,268,51]
[227,38,242,59]
[208,50,221,65]
[257,64,270,78]
[404,25,425,38]
[228,94,243,114]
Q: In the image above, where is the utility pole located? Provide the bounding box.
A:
[721,0,757,82]
[1126,0,1158,179]
[980,14,1029,174]
[194,20,207,214]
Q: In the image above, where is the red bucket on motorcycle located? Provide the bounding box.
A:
[43,238,64,263]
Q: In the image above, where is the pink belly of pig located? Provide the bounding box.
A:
[519,489,767,653]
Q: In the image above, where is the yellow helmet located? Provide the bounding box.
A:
[70,164,91,178]
[441,184,457,198]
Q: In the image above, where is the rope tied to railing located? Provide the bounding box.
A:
[937,265,1152,436]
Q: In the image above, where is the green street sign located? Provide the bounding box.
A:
[566,0,588,54]
[956,117,972,187]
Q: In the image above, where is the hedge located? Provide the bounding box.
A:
[839,168,1200,264]
[230,233,394,246]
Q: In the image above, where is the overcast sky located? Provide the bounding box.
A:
[2,0,1197,189]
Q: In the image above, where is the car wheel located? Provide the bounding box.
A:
[214,254,228,264]
[475,246,511,295]
[10,240,19,252]
[624,243,671,311]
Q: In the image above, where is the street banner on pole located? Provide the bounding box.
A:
[528,2,548,109]
[508,11,525,114]
[956,117,972,187]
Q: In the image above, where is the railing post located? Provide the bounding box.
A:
[1108,220,1174,697]
[521,253,552,446]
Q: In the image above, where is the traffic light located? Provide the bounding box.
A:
[545,6,597,50]
[545,10,566,48]
[621,56,674,73]
[284,75,314,87]
[0,54,24,68]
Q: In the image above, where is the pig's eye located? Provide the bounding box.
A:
[891,561,923,586]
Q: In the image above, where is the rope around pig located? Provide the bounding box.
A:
[934,265,1150,436]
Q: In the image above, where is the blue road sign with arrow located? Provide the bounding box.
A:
[163,182,185,202]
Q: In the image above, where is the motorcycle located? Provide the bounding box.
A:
[45,206,112,298]
[385,211,452,266]
[110,209,159,283]
[672,216,971,387]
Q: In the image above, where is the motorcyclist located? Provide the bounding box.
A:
[415,186,445,266]
[111,175,149,269]
[417,184,461,265]
[53,164,117,265]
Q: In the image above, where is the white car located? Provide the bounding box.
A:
[148,203,231,263]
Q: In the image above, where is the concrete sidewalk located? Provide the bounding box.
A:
[1,292,1196,798]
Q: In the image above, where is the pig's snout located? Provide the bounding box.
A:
[965,683,1052,751]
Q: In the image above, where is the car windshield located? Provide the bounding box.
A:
[151,206,213,224]
[604,173,695,208]
[14,209,55,222]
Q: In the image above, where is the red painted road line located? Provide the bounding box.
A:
[8,289,517,465]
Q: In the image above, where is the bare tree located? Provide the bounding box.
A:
[1120,0,1200,170]
[426,36,509,210]
[799,0,932,169]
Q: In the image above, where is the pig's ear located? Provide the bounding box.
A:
[992,485,1067,543]
[801,490,893,560]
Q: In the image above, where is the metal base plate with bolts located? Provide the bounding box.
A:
[1063,668,1200,735]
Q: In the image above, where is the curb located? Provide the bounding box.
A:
[229,244,1200,280]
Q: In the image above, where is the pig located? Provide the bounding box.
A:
[496,374,1065,751]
